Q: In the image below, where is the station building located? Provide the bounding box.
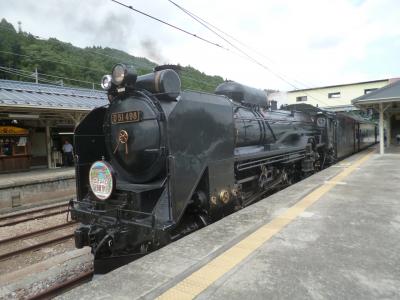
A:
[287,78,399,111]
[0,80,107,173]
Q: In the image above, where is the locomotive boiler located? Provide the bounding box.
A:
[70,64,363,273]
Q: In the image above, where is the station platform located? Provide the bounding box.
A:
[0,167,75,212]
[385,144,400,154]
[61,148,400,300]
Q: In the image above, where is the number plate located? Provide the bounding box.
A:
[111,111,142,124]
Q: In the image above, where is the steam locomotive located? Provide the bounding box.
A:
[70,64,376,273]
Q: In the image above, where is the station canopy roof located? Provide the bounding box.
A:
[352,79,400,109]
[0,79,108,110]
[0,79,108,123]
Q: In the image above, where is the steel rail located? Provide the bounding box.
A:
[0,221,77,245]
[0,209,69,227]
[0,233,74,261]
[0,202,68,222]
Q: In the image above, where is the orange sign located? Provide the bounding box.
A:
[0,126,29,136]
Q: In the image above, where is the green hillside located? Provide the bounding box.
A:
[0,18,224,92]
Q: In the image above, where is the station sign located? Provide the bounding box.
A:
[0,126,29,136]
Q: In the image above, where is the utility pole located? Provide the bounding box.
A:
[35,67,38,84]
[92,82,95,90]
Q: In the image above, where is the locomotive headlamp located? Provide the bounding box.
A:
[101,75,112,90]
[112,64,125,85]
[111,63,137,87]
[89,161,115,200]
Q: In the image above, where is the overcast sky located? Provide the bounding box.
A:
[1,0,399,92]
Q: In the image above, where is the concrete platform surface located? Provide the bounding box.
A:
[0,167,74,189]
[60,150,400,300]
[0,167,75,211]
[385,144,400,154]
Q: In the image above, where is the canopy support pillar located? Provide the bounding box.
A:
[379,103,384,155]
[379,103,392,154]
[45,124,52,168]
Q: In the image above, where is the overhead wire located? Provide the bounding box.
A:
[110,0,328,105]
[0,66,101,86]
[0,23,220,90]
[110,0,227,50]
[0,68,68,86]
[0,67,60,85]
[168,1,321,90]
[0,52,217,90]
[109,0,297,89]
[167,0,298,90]
[1,12,329,103]
[166,0,332,106]
[0,25,219,89]
[0,50,105,73]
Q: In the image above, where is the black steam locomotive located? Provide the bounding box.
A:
[70,64,376,272]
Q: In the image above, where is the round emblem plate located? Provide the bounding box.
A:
[89,161,115,200]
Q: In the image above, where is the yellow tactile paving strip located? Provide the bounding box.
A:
[157,151,375,300]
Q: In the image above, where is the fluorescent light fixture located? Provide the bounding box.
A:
[8,113,40,119]
[58,132,74,135]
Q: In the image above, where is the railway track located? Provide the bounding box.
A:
[0,221,76,261]
[0,202,69,227]
[0,201,91,299]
